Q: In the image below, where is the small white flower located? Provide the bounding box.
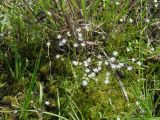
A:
[78,33,83,37]
[81,42,86,47]
[113,51,118,56]
[72,61,79,66]
[110,57,116,62]
[98,66,102,71]
[78,37,83,41]
[47,11,52,16]
[61,39,67,44]
[30,100,34,104]
[67,32,71,36]
[104,79,110,84]
[85,68,90,73]
[127,66,133,71]
[126,47,131,52]
[116,64,122,69]
[97,54,102,59]
[57,34,62,39]
[82,80,88,86]
[46,42,51,47]
[55,54,61,59]
[111,64,116,69]
[84,25,90,31]
[119,63,124,67]
[59,42,63,46]
[154,0,157,3]
[73,43,78,47]
[132,58,136,62]
[105,60,109,65]
[45,101,50,105]
[115,2,120,5]
[88,72,96,78]
[76,28,81,32]
[155,3,158,8]
[102,36,105,39]
[129,18,133,23]
[84,61,89,67]
[136,101,140,106]
[120,18,123,22]
[87,57,91,63]
[137,61,142,66]
[117,116,120,120]
[106,72,111,77]
[98,61,103,66]
[145,18,150,23]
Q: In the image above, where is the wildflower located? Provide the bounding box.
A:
[129,18,133,23]
[84,61,89,67]
[55,54,61,59]
[117,116,120,120]
[126,47,131,52]
[106,72,110,77]
[82,80,88,86]
[98,61,103,66]
[72,61,79,66]
[81,42,86,47]
[110,57,116,62]
[120,18,123,22]
[87,57,91,63]
[73,43,78,47]
[67,31,71,36]
[46,41,51,47]
[105,60,109,65]
[127,66,133,71]
[137,61,142,66]
[111,64,116,69]
[154,0,157,3]
[113,51,118,56]
[57,34,62,39]
[116,64,122,69]
[136,101,140,106]
[84,25,90,31]
[76,28,81,32]
[47,11,52,16]
[98,66,102,71]
[88,72,96,78]
[78,37,83,41]
[119,63,124,67]
[132,58,136,62]
[145,18,150,23]
[78,33,83,37]
[85,68,90,73]
[97,54,102,59]
[61,39,67,44]
[115,2,120,5]
[104,79,110,84]
[45,101,50,105]
[59,42,63,46]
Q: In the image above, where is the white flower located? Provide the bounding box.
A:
[97,54,102,59]
[55,54,61,59]
[78,33,83,37]
[104,79,110,84]
[78,37,83,41]
[76,28,81,32]
[61,39,67,44]
[47,11,52,16]
[111,64,116,69]
[57,34,62,39]
[81,42,86,47]
[127,66,133,71]
[98,66,102,71]
[84,25,90,31]
[120,18,123,22]
[73,43,78,47]
[119,63,124,67]
[137,61,142,66]
[98,61,103,66]
[115,2,120,5]
[59,42,63,46]
[93,68,100,73]
[113,51,118,56]
[45,101,50,105]
[82,80,88,86]
[110,57,116,62]
[154,0,157,3]
[129,18,133,23]
[46,41,51,47]
[132,58,136,62]
[85,68,90,73]
[84,61,89,67]
[136,101,140,106]
[72,61,79,66]
[117,116,120,120]
[116,64,122,69]
[126,47,131,52]
[145,18,150,23]
[106,72,111,77]
[87,57,91,63]
[105,60,109,65]
[67,32,71,36]
[88,72,96,78]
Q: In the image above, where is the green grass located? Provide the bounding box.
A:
[0,0,160,120]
